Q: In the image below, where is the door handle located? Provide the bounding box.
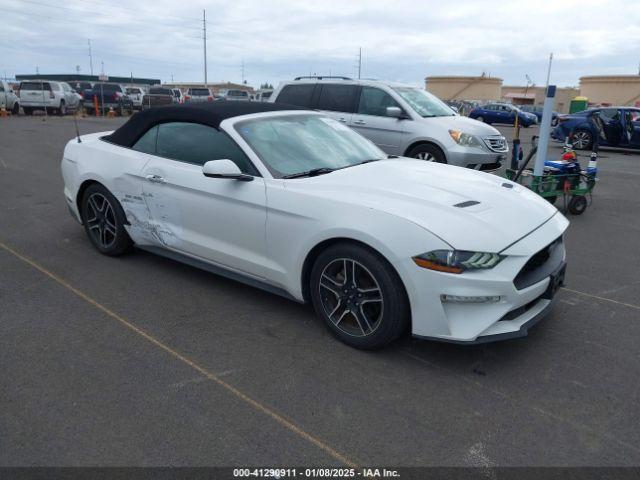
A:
[145,174,166,184]
[353,120,366,125]
[338,117,348,123]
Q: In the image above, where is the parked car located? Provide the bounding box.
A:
[19,80,80,115]
[73,81,93,98]
[61,102,568,349]
[519,104,559,126]
[469,103,538,127]
[171,88,184,104]
[184,87,213,103]
[552,107,640,150]
[0,80,20,114]
[83,83,133,116]
[141,87,174,110]
[218,89,251,101]
[270,77,508,170]
[125,87,145,110]
[254,89,273,102]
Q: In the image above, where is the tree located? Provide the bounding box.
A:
[260,82,274,90]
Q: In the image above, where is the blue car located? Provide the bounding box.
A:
[519,104,559,126]
[469,103,538,127]
[552,107,640,150]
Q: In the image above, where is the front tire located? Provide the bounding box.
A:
[572,130,592,150]
[310,243,409,349]
[568,195,588,215]
[80,184,133,256]
[407,143,447,163]
[12,102,19,115]
[58,101,66,116]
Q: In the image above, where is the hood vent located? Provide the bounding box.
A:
[454,200,480,208]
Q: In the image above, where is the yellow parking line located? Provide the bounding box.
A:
[0,241,357,468]
[561,287,640,311]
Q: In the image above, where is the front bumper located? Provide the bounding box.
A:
[445,138,508,170]
[406,213,569,343]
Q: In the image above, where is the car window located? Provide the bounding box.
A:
[20,82,51,91]
[132,126,159,154]
[276,84,316,108]
[317,84,358,113]
[0,84,4,92]
[357,87,400,116]
[188,88,210,95]
[600,108,620,120]
[155,122,256,173]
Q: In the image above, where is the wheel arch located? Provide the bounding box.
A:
[403,140,447,161]
[75,179,104,217]
[300,236,409,307]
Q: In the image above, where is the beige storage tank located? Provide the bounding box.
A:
[579,75,640,106]
[425,75,502,101]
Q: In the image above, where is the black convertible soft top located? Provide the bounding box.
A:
[104,101,305,147]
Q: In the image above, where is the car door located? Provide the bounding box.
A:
[316,83,358,125]
[599,108,625,146]
[62,83,78,109]
[483,104,497,123]
[141,121,268,278]
[351,86,406,155]
[629,110,640,148]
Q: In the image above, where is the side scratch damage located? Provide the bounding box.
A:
[118,192,182,248]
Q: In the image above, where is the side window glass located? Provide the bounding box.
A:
[600,108,619,121]
[276,85,315,108]
[317,84,358,113]
[156,122,257,174]
[132,126,158,154]
[357,87,400,116]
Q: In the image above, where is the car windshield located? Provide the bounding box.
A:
[190,88,210,95]
[235,114,386,178]
[392,87,455,117]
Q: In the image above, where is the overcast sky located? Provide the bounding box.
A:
[2,0,639,88]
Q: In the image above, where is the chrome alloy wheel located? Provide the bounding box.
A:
[415,151,435,161]
[572,131,591,149]
[85,193,117,249]
[318,258,384,337]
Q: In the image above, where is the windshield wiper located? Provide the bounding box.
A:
[282,167,335,179]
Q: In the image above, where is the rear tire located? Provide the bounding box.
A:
[476,115,485,123]
[12,103,19,115]
[80,184,133,256]
[310,243,409,349]
[568,195,588,215]
[407,143,447,163]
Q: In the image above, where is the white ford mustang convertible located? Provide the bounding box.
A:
[61,102,568,349]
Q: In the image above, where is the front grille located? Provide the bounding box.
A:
[513,236,563,290]
[483,136,508,152]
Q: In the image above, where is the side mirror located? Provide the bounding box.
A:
[202,159,253,181]
[386,106,406,119]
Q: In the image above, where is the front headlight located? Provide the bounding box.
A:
[413,250,504,274]
[448,130,482,148]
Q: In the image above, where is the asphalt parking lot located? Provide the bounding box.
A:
[1,115,639,468]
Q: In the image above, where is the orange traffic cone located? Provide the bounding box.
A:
[0,107,9,117]
[107,107,116,118]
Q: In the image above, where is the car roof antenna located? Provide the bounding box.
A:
[73,112,82,143]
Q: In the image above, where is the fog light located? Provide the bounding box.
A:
[440,294,501,303]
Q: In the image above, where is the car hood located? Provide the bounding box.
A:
[418,115,502,136]
[288,159,560,252]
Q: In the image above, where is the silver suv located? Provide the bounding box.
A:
[270,77,508,169]
[19,80,80,115]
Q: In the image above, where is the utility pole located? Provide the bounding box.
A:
[544,52,553,91]
[241,60,245,84]
[358,47,362,79]
[203,9,208,88]
[88,39,94,76]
